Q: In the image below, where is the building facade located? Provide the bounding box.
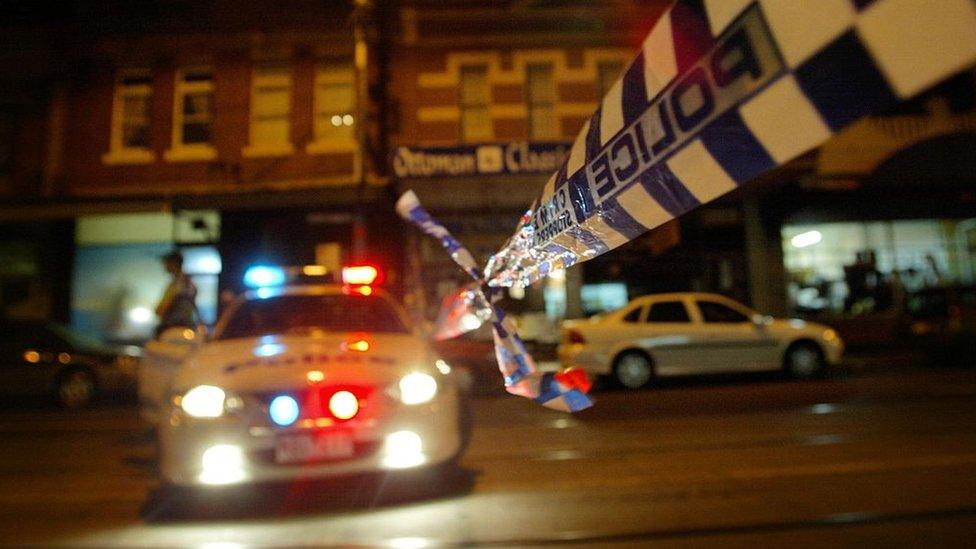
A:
[387,1,667,336]
[1,1,974,346]
[0,0,401,343]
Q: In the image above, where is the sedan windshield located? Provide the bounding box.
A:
[218,294,409,339]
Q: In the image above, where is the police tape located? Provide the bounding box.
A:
[399,0,976,410]
[484,0,976,288]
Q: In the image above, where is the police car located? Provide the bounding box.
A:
[139,265,468,487]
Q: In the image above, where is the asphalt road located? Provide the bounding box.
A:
[2,364,976,548]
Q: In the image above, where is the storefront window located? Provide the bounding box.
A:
[581,282,628,315]
[782,219,968,315]
[72,212,221,343]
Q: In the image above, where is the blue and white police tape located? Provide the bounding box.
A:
[485,0,976,288]
[396,191,594,412]
[398,0,976,411]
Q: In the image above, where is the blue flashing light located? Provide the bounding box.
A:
[269,395,300,426]
[254,343,285,357]
[244,265,286,288]
[255,287,276,299]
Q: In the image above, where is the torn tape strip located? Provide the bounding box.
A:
[396,191,594,412]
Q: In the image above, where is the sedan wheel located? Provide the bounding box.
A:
[614,352,654,389]
[785,343,825,379]
[58,369,95,409]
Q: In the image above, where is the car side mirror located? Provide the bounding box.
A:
[752,314,772,326]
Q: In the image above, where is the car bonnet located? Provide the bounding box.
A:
[173,332,433,394]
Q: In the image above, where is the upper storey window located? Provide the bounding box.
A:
[103,71,154,165]
[308,65,356,154]
[165,68,216,162]
[245,66,293,157]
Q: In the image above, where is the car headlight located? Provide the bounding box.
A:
[399,372,437,405]
[823,329,839,343]
[180,385,226,418]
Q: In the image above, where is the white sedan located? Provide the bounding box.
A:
[139,282,467,488]
[558,292,843,389]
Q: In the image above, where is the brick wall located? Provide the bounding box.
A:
[62,48,362,198]
[391,47,631,147]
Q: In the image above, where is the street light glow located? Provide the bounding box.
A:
[790,230,823,249]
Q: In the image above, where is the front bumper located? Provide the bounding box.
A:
[824,338,845,366]
[159,387,463,487]
[556,343,611,375]
[820,337,845,366]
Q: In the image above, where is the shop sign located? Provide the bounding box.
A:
[392,142,569,179]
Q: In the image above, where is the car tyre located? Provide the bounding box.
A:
[784,342,826,379]
[56,367,96,409]
[613,351,655,389]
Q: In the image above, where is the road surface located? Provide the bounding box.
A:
[2,364,975,547]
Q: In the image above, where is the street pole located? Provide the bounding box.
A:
[351,0,372,261]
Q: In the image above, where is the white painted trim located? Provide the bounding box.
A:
[417,106,460,122]
[170,67,215,154]
[163,145,217,162]
[417,48,632,88]
[247,66,294,152]
[555,103,598,117]
[102,149,156,165]
[414,48,631,139]
[313,64,356,144]
[305,139,359,155]
[104,70,154,167]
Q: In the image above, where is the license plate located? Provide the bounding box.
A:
[274,432,355,464]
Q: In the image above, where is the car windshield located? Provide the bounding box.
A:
[46,323,105,352]
[218,293,409,339]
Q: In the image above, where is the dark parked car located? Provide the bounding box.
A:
[0,320,139,408]
[906,285,976,354]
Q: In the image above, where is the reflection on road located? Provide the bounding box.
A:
[2,365,976,547]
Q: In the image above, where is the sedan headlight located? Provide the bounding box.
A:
[181,385,226,418]
[399,372,437,405]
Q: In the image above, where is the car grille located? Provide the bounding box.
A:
[248,440,381,466]
[253,385,376,423]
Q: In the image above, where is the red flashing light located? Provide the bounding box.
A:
[342,265,379,286]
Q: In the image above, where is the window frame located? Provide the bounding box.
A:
[621,305,647,323]
[695,300,752,324]
[458,64,491,143]
[243,65,294,158]
[164,67,217,162]
[645,300,692,323]
[102,70,155,165]
[307,64,357,155]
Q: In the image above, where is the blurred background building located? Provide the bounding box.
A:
[1,0,974,346]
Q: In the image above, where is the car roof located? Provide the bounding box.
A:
[630,292,734,303]
[242,283,369,301]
